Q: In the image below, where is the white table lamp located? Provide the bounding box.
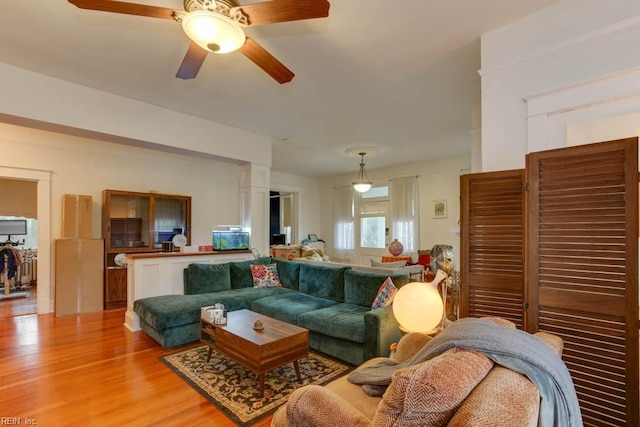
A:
[392,270,448,334]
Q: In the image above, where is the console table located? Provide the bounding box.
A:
[381,255,413,264]
[123,250,252,332]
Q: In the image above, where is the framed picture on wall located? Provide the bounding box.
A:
[432,198,448,219]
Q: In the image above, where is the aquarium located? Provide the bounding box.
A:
[212,231,250,251]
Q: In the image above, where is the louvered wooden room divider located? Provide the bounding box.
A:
[460,169,526,328]
[526,138,638,427]
[461,138,639,426]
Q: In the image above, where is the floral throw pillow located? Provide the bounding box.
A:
[250,263,282,288]
[371,277,397,309]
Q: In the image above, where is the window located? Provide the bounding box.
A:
[340,181,418,260]
[360,217,385,248]
[0,216,38,248]
[358,201,389,250]
[361,186,388,199]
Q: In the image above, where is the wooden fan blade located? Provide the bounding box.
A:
[176,42,209,80]
[230,0,330,26]
[239,37,294,84]
[67,0,182,20]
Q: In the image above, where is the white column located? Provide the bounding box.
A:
[470,101,482,173]
[239,163,270,257]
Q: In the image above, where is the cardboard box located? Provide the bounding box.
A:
[62,194,92,239]
[270,245,302,260]
[55,239,104,317]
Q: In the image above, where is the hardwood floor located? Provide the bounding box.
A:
[0,283,36,317]
[0,308,274,426]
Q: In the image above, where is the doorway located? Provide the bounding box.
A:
[0,166,51,316]
[269,191,297,246]
[355,186,391,265]
[0,216,38,317]
[356,200,391,263]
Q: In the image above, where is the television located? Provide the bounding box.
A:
[0,219,27,236]
[272,234,286,245]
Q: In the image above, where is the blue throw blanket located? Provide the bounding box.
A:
[348,317,583,427]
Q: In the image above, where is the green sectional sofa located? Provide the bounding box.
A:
[133,257,410,365]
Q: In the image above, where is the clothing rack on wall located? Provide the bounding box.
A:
[2,236,24,247]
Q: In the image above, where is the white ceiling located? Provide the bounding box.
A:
[0,0,561,178]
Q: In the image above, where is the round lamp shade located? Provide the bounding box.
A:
[353,182,372,193]
[392,281,444,333]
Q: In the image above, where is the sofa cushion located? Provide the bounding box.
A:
[184,263,231,294]
[200,287,293,313]
[298,303,369,344]
[371,277,397,309]
[228,257,273,289]
[273,259,301,290]
[250,292,338,325]
[344,270,408,308]
[228,287,294,308]
[250,263,282,288]
[299,264,349,302]
[372,348,494,427]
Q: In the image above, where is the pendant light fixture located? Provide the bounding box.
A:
[352,152,373,193]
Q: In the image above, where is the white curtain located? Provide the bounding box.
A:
[390,176,419,254]
[332,186,355,261]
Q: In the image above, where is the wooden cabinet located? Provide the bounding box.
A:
[109,218,144,249]
[102,190,191,309]
[104,266,127,310]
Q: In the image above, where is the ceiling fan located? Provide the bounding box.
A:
[67,0,330,83]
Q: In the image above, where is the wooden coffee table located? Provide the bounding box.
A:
[200,309,309,397]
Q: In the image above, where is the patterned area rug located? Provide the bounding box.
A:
[160,345,353,426]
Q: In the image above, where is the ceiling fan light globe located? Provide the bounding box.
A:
[181,10,246,54]
[353,182,372,193]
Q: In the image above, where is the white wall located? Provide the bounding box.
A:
[319,155,470,270]
[566,111,640,146]
[480,0,640,170]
